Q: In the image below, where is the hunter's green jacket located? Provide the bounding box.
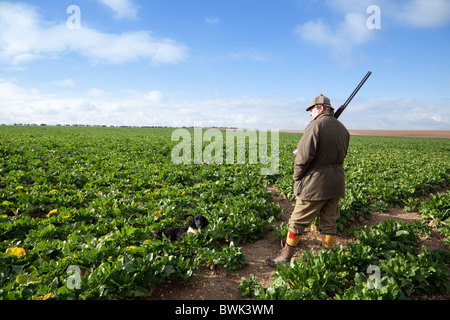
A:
[293,113,350,200]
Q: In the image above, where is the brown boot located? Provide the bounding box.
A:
[266,239,297,267]
[321,234,336,251]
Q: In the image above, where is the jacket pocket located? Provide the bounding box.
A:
[294,179,304,197]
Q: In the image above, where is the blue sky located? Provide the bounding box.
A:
[0,0,449,130]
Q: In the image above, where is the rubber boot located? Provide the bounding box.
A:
[265,239,297,267]
[321,234,336,251]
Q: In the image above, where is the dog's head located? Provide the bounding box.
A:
[188,215,209,232]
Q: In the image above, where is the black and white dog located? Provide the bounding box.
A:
[152,215,209,241]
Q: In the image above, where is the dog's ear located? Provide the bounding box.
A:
[200,216,209,228]
[188,217,197,228]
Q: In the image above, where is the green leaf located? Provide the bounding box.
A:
[16,274,41,286]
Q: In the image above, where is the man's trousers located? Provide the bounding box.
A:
[288,197,340,236]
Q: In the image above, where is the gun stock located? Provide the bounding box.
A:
[334,71,372,119]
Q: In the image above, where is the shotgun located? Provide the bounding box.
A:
[334,71,372,119]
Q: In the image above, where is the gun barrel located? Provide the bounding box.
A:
[335,71,372,119]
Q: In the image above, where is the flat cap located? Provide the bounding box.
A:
[306,94,334,111]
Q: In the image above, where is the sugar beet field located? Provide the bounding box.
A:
[0,126,449,300]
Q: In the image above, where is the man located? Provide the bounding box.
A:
[266,94,350,267]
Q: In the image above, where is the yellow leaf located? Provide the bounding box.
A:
[47,209,58,217]
[154,210,162,217]
[49,189,58,194]
[33,292,54,300]
[5,247,26,258]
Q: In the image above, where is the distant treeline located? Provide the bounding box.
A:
[2,123,239,129]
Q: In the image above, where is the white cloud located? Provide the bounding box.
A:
[205,16,221,25]
[336,97,450,130]
[340,13,374,44]
[1,80,448,130]
[295,0,450,67]
[12,53,41,65]
[228,48,272,62]
[97,0,139,20]
[325,0,450,28]
[86,88,109,98]
[397,0,450,28]
[0,80,303,128]
[0,2,188,66]
[53,79,75,87]
[144,91,166,103]
[295,12,374,67]
[295,19,341,47]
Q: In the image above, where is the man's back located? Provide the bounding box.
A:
[293,113,350,200]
